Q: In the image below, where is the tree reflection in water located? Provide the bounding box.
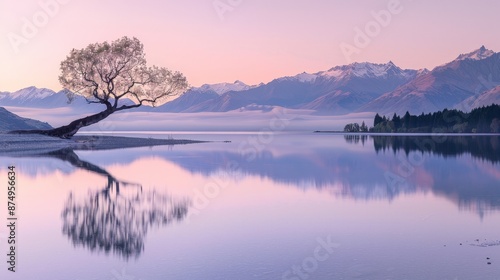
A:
[46,149,190,259]
[370,135,500,163]
[343,135,500,218]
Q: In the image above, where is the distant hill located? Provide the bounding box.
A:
[0,107,52,131]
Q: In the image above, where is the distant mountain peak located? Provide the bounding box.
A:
[8,86,56,100]
[315,61,416,81]
[456,46,495,61]
[293,72,317,82]
[416,68,430,75]
[348,61,406,77]
[195,80,252,95]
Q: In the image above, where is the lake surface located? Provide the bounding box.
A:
[1,132,499,280]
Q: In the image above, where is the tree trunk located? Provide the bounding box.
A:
[12,108,115,139]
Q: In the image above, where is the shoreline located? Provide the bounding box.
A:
[0,133,208,156]
[314,131,500,136]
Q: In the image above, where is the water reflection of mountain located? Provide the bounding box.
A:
[152,148,391,191]
[71,139,500,218]
[176,149,500,214]
[413,155,500,218]
[364,135,500,217]
[3,135,500,218]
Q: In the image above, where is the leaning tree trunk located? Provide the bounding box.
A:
[12,108,115,139]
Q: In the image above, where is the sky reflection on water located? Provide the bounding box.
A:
[0,133,499,280]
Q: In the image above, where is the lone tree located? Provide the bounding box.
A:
[20,36,188,138]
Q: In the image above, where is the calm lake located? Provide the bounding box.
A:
[1,132,499,280]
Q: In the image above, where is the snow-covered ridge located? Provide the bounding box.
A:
[293,72,318,82]
[194,80,256,95]
[0,86,56,100]
[456,46,495,61]
[323,61,417,79]
[280,61,417,83]
[2,46,497,116]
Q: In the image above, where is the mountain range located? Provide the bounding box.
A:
[1,46,499,116]
[360,46,500,114]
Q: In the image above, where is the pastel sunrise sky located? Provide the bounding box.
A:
[1,0,499,92]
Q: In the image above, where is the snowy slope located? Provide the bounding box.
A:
[195,80,255,95]
[359,47,500,115]
[0,86,137,113]
[456,45,495,61]
[318,61,416,80]
[3,47,498,117]
[156,61,418,114]
[0,87,86,108]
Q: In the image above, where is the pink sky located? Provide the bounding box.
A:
[1,0,499,92]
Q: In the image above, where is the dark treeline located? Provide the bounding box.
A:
[371,135,500,163]
[371,104,500,133]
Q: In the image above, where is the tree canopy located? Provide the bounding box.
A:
[14,36,188,138]
[60,36,187,109]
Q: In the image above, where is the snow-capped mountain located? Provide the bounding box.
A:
[0,86,87,108]
[321,61,417,80]
[195,80,256,95]
[359,46,500,115]
[2,46,499,116]
[456,45,495,61]
[155,61,418,114]
[0,86,136,112]
[279,61,416,82]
